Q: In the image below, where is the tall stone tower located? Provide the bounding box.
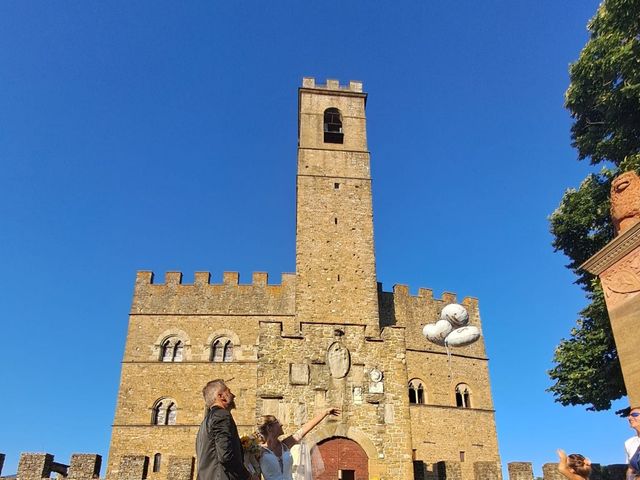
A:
[106,78,501,480]
[295,78,379,334]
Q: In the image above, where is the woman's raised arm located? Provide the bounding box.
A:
[282,408,340,448]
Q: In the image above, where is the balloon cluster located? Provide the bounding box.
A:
[422,303,481,347]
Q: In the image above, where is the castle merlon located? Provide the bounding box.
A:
[377,282,479,309]
[301,77,364,93]
[134,270,295,287]
[131,271,297,315]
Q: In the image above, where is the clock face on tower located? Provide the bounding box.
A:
[369,368,383,383]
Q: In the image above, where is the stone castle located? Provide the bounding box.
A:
[104,78,498,480]
[8,78,513,480]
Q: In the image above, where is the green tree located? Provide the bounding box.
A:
[548,0,640,412]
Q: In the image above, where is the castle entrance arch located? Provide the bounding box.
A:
[314,436,368,480]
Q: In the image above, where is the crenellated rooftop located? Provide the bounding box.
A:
[301,77,363,93]
[131,271,296,316]
[379,282,479,310]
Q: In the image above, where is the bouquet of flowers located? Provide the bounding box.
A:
[240,433,262,477]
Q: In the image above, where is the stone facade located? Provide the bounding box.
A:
[106,78,501,480]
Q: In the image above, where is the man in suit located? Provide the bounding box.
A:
[196,379,251,480]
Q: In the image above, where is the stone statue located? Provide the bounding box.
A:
[611,171,640,235]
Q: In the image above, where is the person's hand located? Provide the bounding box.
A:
[557,449,567,462]
[326,407,341,417]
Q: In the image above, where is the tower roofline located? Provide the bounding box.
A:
[298,77,367,99]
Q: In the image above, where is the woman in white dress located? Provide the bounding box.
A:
[256,407,340,480]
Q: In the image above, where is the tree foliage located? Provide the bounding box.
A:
[548,0,640,412]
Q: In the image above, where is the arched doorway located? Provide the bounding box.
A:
[314,436,368,480]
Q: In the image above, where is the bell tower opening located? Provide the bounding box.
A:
[323,107,344,143]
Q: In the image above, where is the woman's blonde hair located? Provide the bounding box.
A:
[256,415,279,441]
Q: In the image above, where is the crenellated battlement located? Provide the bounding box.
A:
[135,270,293,287]
[379,282,479,310]
[301,77,363,93]
[377,282,485,357]
[8,453,101,480]
[3,452,627,480]
[131,271,296,315]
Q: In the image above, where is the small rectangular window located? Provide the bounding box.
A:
[334,183,340,189]
[334,217,338,225]
[459,451,465,462]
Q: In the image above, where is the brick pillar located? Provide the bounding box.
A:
[435,461,462,480]
[118,456,149,480]
[68,454,102,480]
[17,453,54,480]
[474,461,502,480]
[507,462,533,480]
[542,463,564,480]
[166,457,194,480]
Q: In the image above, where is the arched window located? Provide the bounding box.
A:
[153,453,161,473]
[409,379,426,404]
[152,399,177,425]
[212,337,233,362]
[455,383,472,408]
[160,337,184,362]
[324,108,344,144]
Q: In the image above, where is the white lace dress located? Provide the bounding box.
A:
[259,442,293,480]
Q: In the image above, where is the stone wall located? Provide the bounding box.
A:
[7,452,629,480]
[256,321,414,479]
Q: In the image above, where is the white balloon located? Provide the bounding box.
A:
[440,303,469,327]
[444,326,481,347]
[422,320,453,346]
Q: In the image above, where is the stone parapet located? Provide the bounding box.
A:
[68,454,102,480]
[166,457,193,480]
[473,461,502,480]
[6,453,630,480]
[131,271,296,315]
[378,283,487,358]
[542,463,564,480]
[17,453,54,480]
[507,462,533,480]
[118,456,148,480]
[301,77,363,93]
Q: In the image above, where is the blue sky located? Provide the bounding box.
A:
[0,0,632,476]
